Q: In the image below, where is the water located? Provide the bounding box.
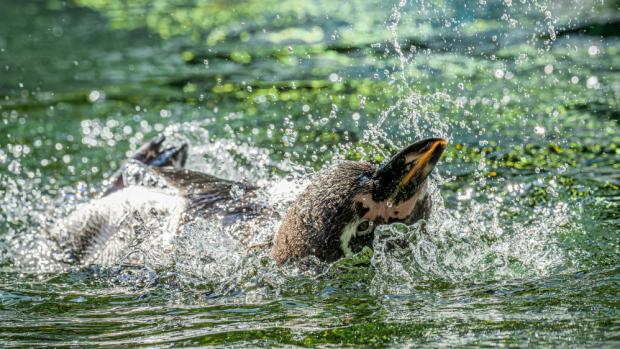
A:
[1,0,619,346]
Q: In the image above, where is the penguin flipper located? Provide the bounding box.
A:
[103,135,188,197]
[131,135,188,168]
[152,167,259,219]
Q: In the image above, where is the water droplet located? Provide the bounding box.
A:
[534,126,545,135]
[544,64,553,75]
[586,76,599,89]
[88,90,102,102]
[588,45,600,56]
[8,160,20,174]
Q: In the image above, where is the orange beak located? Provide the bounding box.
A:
[372,138,447,203]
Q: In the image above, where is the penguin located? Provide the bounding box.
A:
[47,136,447,266]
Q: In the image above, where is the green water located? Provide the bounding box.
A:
[1,0,619,347]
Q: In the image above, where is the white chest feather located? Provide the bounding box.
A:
[339,218,373,257]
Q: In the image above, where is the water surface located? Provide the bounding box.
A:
[1,0,619,347]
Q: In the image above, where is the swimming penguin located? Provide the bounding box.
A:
[47,136,447,266]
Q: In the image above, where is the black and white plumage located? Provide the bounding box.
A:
[46,136,447,267]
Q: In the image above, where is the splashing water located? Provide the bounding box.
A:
[361,0,584,292]
[370,181,576,294]
[3,126,317,292]
[2,1,588,294]
[1,0,618,346]
[4,122,577,295]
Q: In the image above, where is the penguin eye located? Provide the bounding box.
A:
[357,220,370,232]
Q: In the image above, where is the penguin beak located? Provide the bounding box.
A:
[372,138,447,203]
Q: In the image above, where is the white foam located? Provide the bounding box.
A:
[370,180,575,294]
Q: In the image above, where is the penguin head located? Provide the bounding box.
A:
[272,138,447,265]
